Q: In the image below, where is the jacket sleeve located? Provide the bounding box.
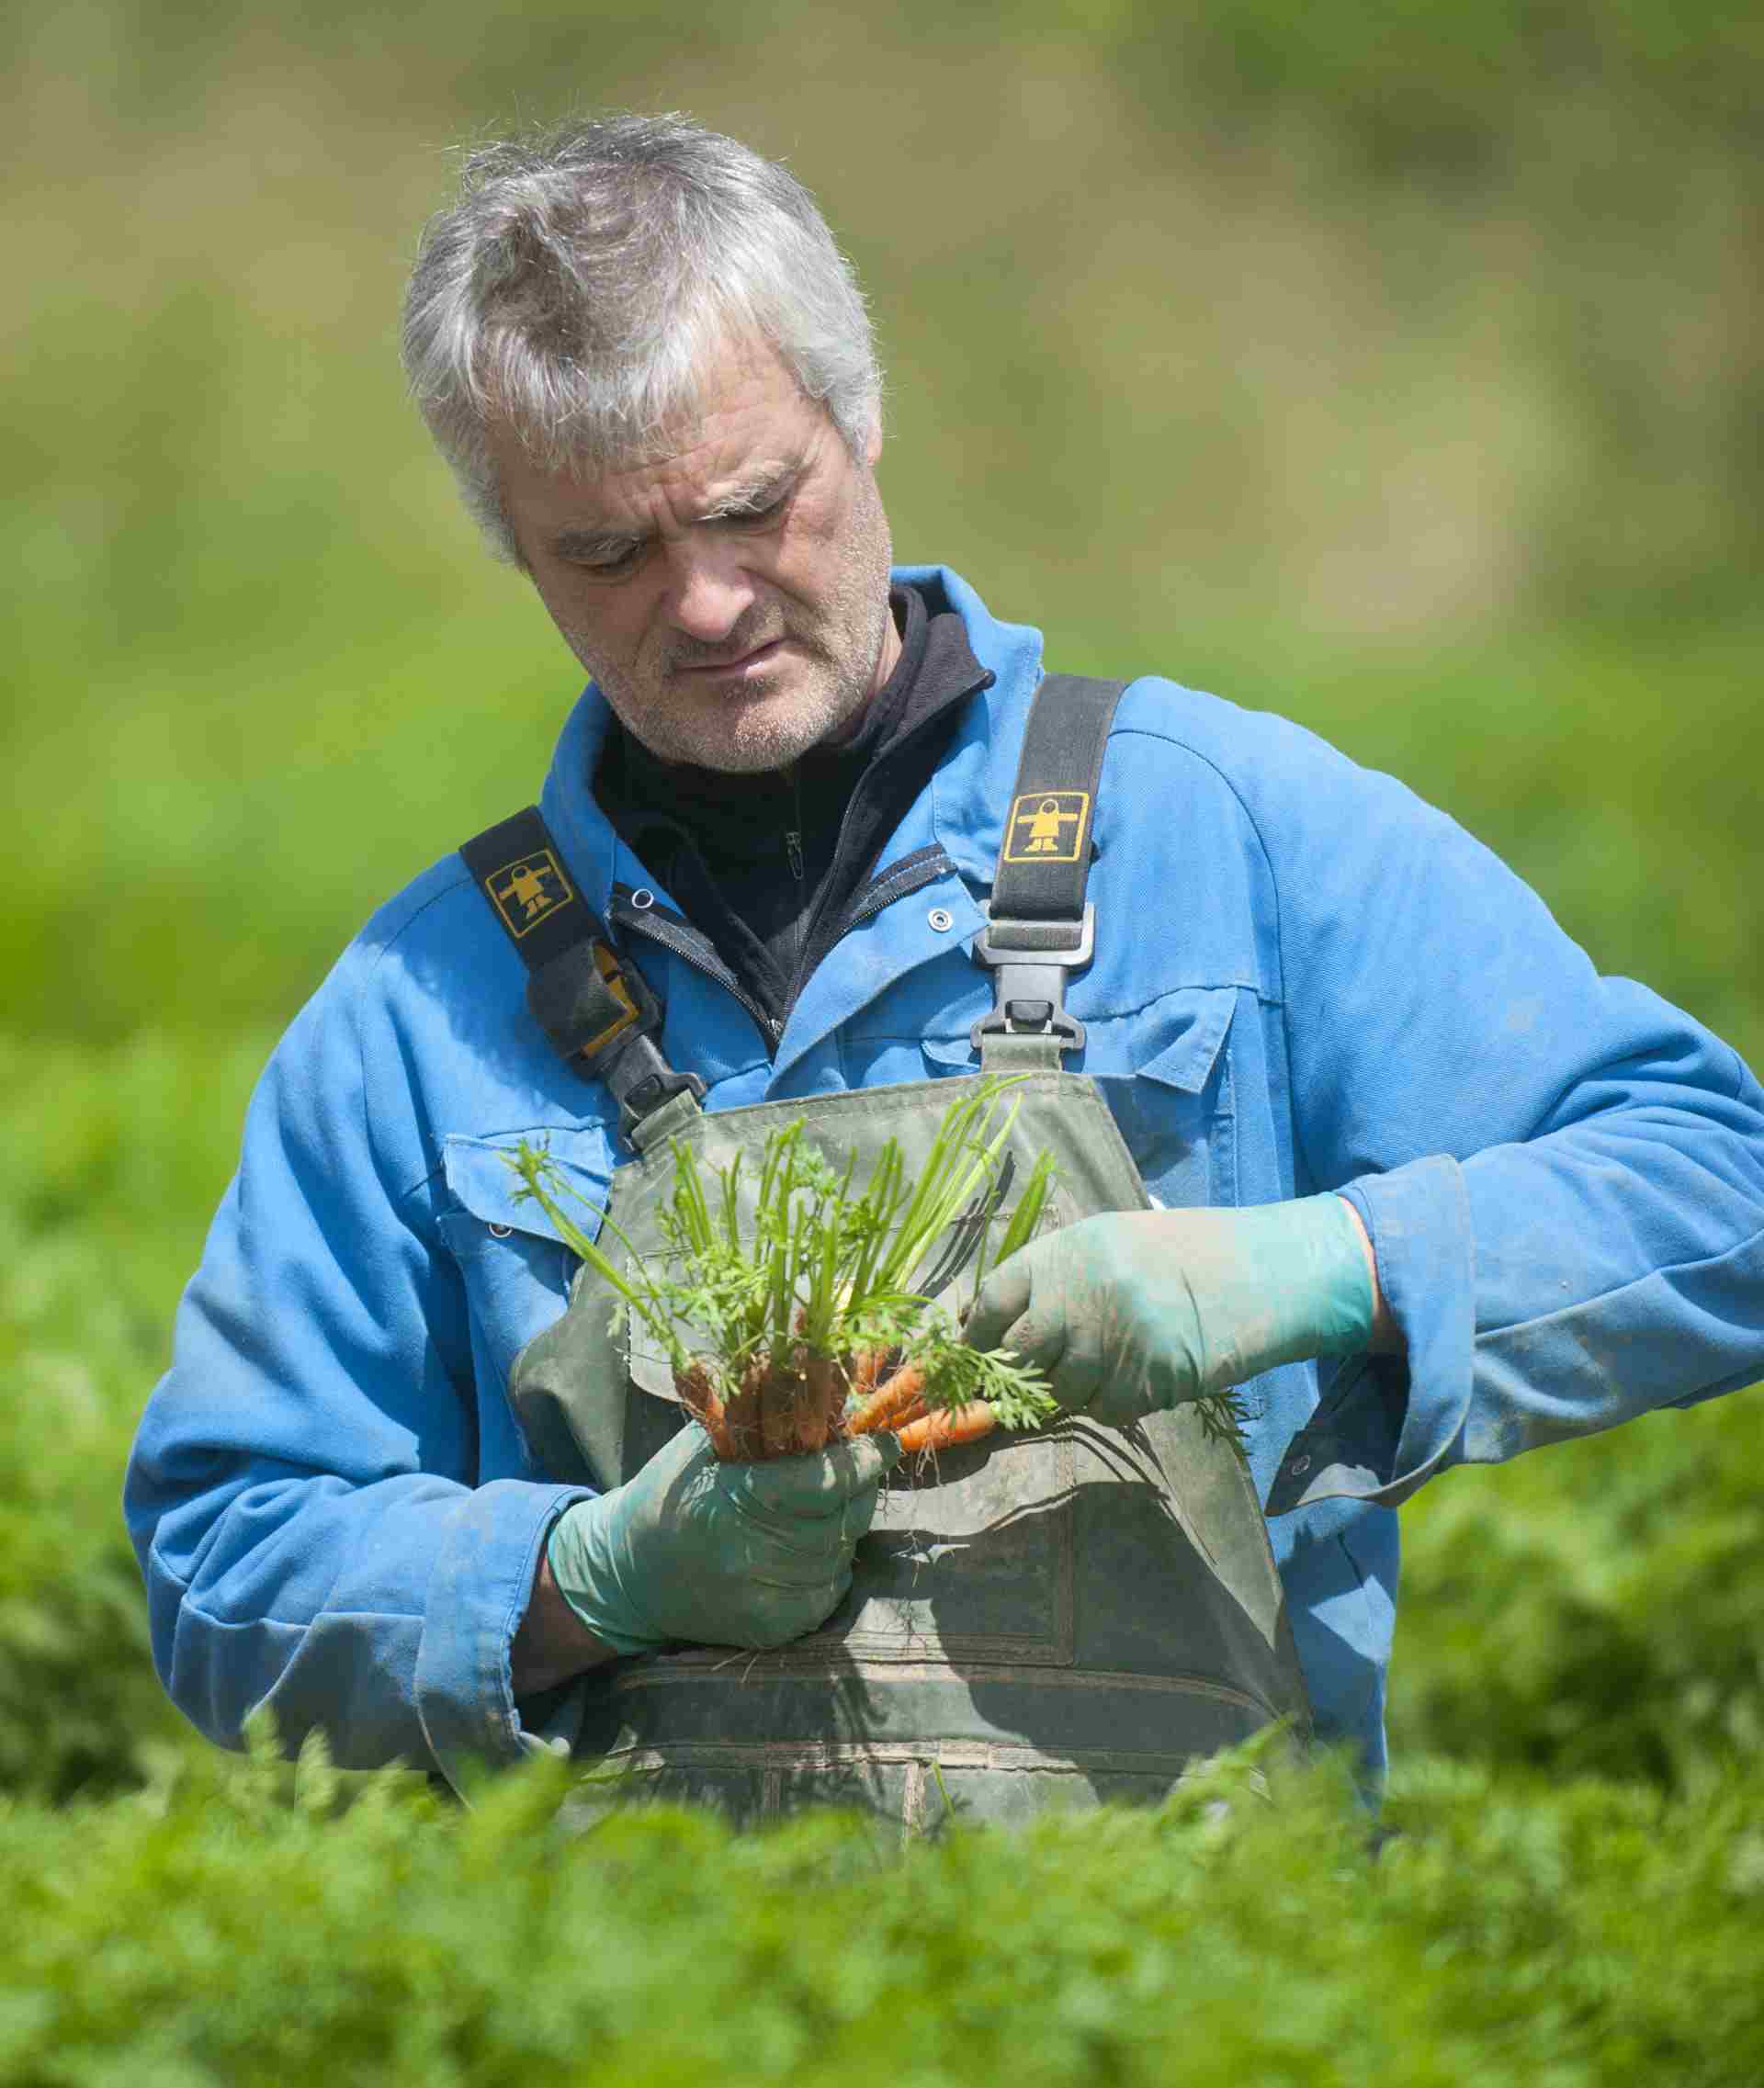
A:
[1231,711,1764,1514]
[123,936,592,1786]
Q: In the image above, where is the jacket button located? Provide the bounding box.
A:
[631,888,656,911]
[927,908,954,932]
[1288,1453,1312,1476]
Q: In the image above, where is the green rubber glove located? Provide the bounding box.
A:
[964,1195,1375,1429]
[546,1425,901,1655]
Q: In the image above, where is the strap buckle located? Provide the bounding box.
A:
[576,962,706,1146]
[969,903,1094,1053]
[602,1038,707,1148]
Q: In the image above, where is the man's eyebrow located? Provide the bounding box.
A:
[698,461,801,520]
[548,463,803,561]
[549,523,645,561]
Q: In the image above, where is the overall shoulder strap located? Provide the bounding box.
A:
[460,807,703,1151]
[973,672,1128,1067]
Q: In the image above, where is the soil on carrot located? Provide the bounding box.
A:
[675,1346,1000,1466]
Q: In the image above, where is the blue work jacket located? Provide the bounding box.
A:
[125,568,1764,1793]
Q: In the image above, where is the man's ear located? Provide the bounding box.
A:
[864,416,882,468]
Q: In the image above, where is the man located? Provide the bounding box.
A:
[127,115,1764,1805]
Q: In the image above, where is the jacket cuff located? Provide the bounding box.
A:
[413,1479,595,1791]
[1267,1155,1476,1513]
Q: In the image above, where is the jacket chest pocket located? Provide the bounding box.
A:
[918,985,1238,1212]
[1093,987,1238,1211]
[436,1126,614,1409]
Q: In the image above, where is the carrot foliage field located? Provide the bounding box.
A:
[3,0,1761,2078]
[6,1732,1764,2087]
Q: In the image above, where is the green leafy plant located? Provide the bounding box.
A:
[10,1732,1764,2088]
[511,1078,1060,1460]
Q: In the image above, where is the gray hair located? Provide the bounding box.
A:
[401,113,882,562]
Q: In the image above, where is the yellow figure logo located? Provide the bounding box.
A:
[487,849,574,937]
[1005,791,1090,863]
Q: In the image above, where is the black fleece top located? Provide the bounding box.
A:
[594,582,992,1026]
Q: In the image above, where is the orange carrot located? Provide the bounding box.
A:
[718,1359,767,1462]
[846,1347,891,1400]
[686,1351,993,1462]
[848,1363,929,1437]
[793,1354,843,1452]
[675,1361,736,1462]
[761,1364,802,1458]
[894,1402,997,1456]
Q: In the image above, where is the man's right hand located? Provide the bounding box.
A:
[543,1423,900,1658]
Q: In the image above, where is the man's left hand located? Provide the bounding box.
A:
[963,1196,1385,1430]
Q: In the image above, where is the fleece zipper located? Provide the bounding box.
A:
[611,841,962,1067]
[608,890,785,1052]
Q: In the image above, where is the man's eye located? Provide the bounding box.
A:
[581,544,642,576]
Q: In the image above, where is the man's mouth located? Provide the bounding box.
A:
[676,637,788,679]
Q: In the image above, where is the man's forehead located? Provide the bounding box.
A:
[493,376,820,513]
[495,431,803,530]
[505,334,806,460]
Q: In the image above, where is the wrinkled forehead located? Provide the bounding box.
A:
[490,327,813,480]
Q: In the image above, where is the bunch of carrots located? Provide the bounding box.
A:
[511,1079,1059,1463]
[673,1340,989,1462]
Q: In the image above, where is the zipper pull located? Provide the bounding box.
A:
[786,830,805,881]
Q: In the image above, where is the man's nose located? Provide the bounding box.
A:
[662,537,758,642]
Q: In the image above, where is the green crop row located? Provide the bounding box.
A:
[5,1729,1762,2086]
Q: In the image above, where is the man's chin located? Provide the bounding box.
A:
[650,678,865,773]
[691,712,839,773]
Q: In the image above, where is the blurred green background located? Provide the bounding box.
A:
[2,0,1758,1821]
